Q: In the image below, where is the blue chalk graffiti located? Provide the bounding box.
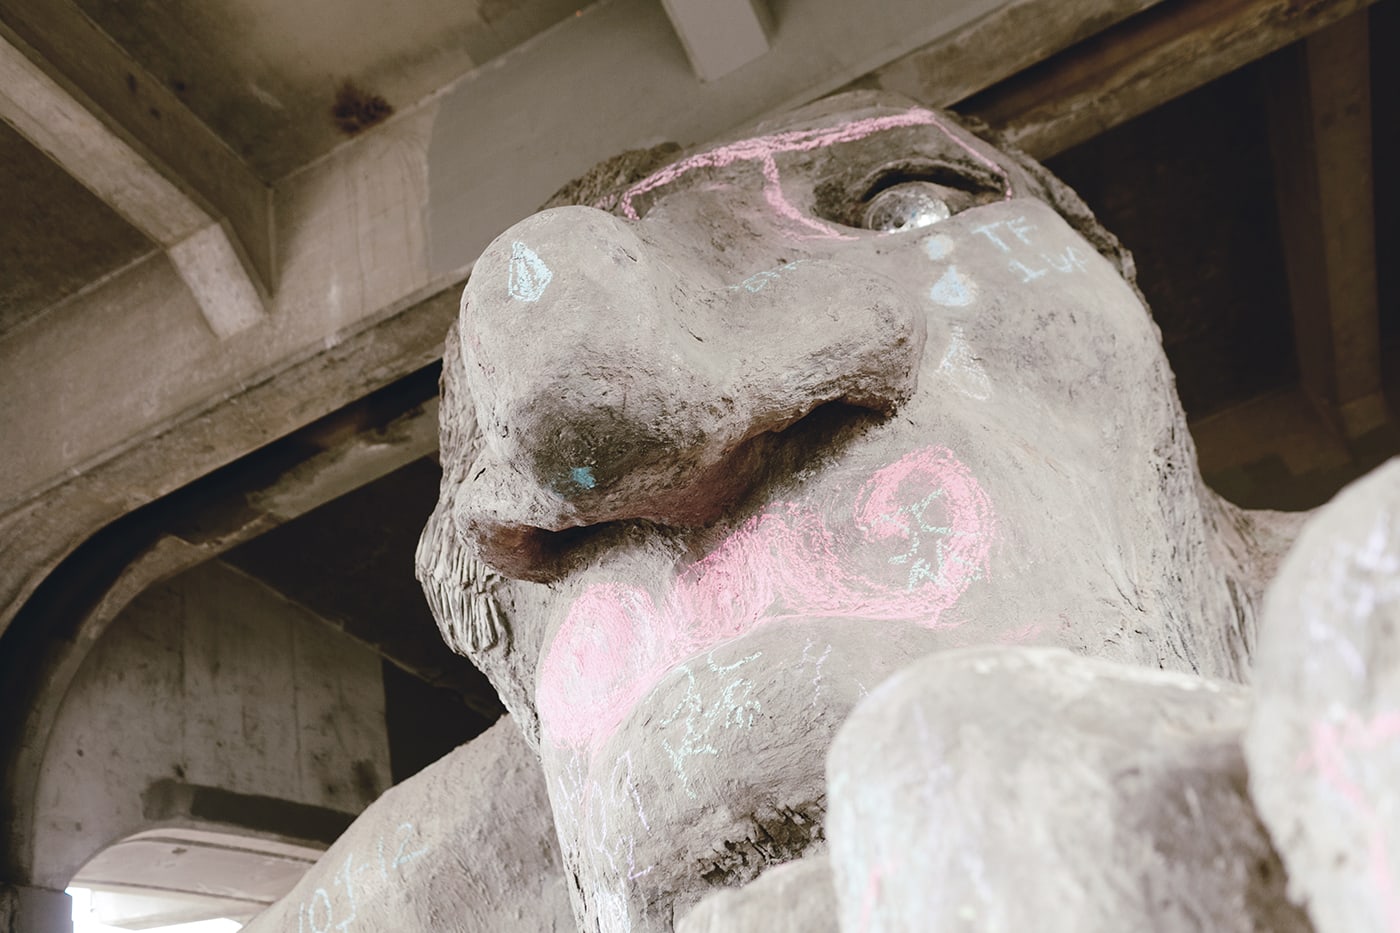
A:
[571,466,598,489]
[508,241,553,302]
[929,265,975,307]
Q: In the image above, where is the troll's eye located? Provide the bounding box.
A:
[861,182,954,233]
[816,160,1004,232]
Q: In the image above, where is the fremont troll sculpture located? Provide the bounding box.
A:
[247,91,1400,933]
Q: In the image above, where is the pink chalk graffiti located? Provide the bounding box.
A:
[1298,711,1400,928]
[857,858,895,933]
[612,109,1013,239]
[996,621,1045,645]
[538,446,995,752]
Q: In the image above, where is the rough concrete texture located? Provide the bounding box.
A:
[827,647,1309,932]
[1246,459,1400,932]
[418,90,1307,931]
[0,883,70,933]
[242,716,572,933]
[675,854,837,933]
[32,559,389,890]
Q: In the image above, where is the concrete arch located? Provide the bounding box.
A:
[0,367,443,892]
[30,559,391,894]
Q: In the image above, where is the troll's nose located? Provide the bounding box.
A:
[454,205,926,579]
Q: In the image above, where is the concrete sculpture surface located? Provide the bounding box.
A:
[250,90,1400,932]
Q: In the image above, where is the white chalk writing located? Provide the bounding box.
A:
[938,326,991,400]
[658,651,763,799]
[799,639,833,708]
[551,749,654,933]
[882,488,983,592]
[971,216,1089,283]
[729,260,810,293]
[296,822,428,933]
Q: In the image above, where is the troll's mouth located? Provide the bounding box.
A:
[534,444,997,753]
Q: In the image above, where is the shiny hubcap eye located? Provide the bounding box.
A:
[861,182,952,232]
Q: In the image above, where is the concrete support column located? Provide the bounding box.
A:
[0,883,72,933]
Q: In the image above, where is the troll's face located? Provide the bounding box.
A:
[421,91,1219,931]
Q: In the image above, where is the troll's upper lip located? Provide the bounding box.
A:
[535,444,998,752]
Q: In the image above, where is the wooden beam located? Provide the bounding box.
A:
[661,0,771,83]
[0,31,267,337]
[1266,9,1384,438]
[958,0,1379,159]
[850,0,1167,109]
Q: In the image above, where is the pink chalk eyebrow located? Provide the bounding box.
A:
[615,108,1014,233]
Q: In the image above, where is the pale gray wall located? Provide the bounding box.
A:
[30,559,390,889]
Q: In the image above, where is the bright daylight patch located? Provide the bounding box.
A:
[69,887,243,933]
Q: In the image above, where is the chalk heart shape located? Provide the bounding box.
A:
[454,205,927,580]
[929,265,976,308]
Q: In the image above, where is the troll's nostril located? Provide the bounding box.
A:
[524,407,693,504]
[460,399,889,582]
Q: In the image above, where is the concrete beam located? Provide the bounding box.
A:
[138,784,354,847]
[956,0,1380,158]
[166,225,267,338]
[661,0,771,83]
[79,390,441,652]
[0,1,274,283]
[1265,8,1385,439]
[0,30,266,337]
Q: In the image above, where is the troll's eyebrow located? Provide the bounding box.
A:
[614,108,1014,234]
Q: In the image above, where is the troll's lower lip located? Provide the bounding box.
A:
[536,445,997,753]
